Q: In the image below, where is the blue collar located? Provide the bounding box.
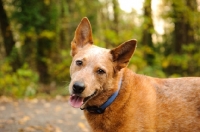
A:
[81,77,122,114]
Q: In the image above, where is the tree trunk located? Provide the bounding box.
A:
[185,0,196,44]
[141,0,154,65]
[36,37,51,84]
[35,1,56,85]
[142,0,153,47]
[21,36,36,67]
[112,0,119,36]
[173,0,196,53]
[165,0,198,76]
[0,0,21,71]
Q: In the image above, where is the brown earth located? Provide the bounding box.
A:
[0,96,89,132]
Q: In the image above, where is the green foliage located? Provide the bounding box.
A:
[129,47,166,78]
[39,30,56,40]
[12,0,59,32]
[48,49,71,83]
[0,62,38,98]
[12,0,45,32]
[160,42,200,77]
[1,0,200,98]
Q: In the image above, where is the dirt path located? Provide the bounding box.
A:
[0,96,89,132]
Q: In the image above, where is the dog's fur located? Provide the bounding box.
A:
[69,17,200,131]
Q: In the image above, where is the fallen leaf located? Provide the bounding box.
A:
[30,99,38,104]
[0,96,12,103]
[55,95,62,100]
[35,109,43,114]
[55,106,61,112]
[78,122,88,132]
[19,126,36,132]
[18,116,30,125]
[55,127,62,132]
[44,103,51,108]
[80,115,86,120]
[0,106,5,111]
[57,119,64,124]
[5,119,14,124]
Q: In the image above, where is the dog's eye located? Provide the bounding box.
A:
[97,69,105,74]
[76,60,83,66]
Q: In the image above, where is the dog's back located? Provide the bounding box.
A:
[99,69,200,131]
[155,77,200,131]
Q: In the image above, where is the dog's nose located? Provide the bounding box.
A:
[73,81,85,94]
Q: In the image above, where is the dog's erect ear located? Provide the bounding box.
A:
[71,17,93,56]
[110,39,137,71]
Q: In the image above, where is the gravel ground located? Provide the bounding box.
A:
[0,96,89,132]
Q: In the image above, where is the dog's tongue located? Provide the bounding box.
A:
[69,95,84,108]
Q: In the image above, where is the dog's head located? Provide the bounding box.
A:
[69,17,137,108]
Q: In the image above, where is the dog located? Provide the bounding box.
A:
[68,17,200,131]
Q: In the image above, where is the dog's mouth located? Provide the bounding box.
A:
[69,91,97,108]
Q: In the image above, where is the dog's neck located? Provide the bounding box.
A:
[80,75,123,114]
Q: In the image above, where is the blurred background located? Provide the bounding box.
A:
[0,0,200,98]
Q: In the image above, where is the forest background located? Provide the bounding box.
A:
[0,0,200,98]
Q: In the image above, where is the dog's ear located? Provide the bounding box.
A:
[71,17,93,56]
[110,39,137,71]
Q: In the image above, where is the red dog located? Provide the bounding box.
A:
[69,17,200,131]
